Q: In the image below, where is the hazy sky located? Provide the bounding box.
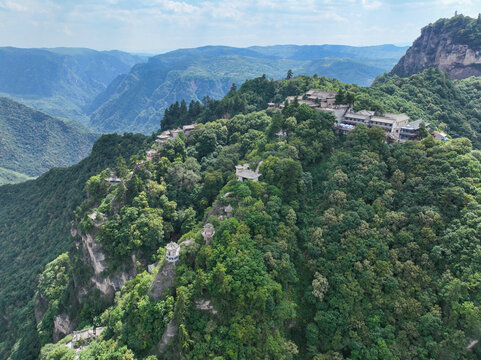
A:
[0,0,479,53]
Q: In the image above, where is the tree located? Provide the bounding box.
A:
[335,89,345,105]
[284,116,297,137]
[419,121,429,138]
[312,272,329,301]
[286,69,293,80]
[345,91,355,107]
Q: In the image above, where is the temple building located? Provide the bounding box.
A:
[399,119,429,141]
[235,163,261,182]
[431,131,449,141]
[165,242,180,263]
[155,124,197,146]
[182,124,197,136]
[146,149,159,161]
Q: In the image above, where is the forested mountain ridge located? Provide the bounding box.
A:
[0,133,148,360]
[87,44,407,134]
[12,75,481,360]
[6,69,481,360]
[0,97,99,183]
[0,47,144,123]
[391,14,481,79]
[162,68,481,149]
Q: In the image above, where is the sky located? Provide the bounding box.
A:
[0,0,479,54]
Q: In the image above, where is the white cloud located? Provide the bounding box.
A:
[154,0,197,14]
[438,0,472,5]
[361,0,382,10]
[0,0,28,11]
[0,0,477,52]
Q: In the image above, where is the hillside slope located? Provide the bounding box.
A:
[391,15,481,79]
[0,47,144,123]
[0,97,99,180]
[32,79,481,360]
[0,133,148,360]
[88,44,407,134]
[0,167,33,185]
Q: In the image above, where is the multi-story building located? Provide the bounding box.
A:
[341,110,410,136]
[399,119,429,141]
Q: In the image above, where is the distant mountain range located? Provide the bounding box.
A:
[0,47,145,124]
[0,97,98,184]
[88,44,408,134]
[0,43,408,184]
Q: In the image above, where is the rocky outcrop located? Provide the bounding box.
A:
[391,15,481,79]
[157,319,178,354]
[148,262,176,300]
[53,314,73,342]
[81,232,107,275]
[34,293,49,324]
[195,299,218,315]
[75,227,137,301]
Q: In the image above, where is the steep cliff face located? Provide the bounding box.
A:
[73,227,137,301]
[34,226,138,347]
[391,15,481,79]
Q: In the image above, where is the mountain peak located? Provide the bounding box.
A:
[391,14,481,79]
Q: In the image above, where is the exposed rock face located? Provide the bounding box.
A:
[391,16,481,79]
[195,299,218,315]
[77,228,137,301]
[148,262,176,300]
[53,314,73,342]
[157,319,178,354]
[34,293,49,324]
[81,232,107,275]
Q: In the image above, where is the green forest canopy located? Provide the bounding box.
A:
[35,77,481,359]
[6,70,481,359]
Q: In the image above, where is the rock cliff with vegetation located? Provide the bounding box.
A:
[0,133,147,359]
[392,15,481,79]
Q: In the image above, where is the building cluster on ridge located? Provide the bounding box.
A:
[155,124,197,147]
[275,89,448,142]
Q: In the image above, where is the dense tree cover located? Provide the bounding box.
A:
[0,166,33,185]
[10,73,481,360]
[0,97,98,183]
[161,100,202,130]
[38,79,481,359]
[95,271,175,357]
[0,133,148,360]
[35,99,334,359]
[434,14,481,49]
[301,129,481,359]
[36,253,73,346]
